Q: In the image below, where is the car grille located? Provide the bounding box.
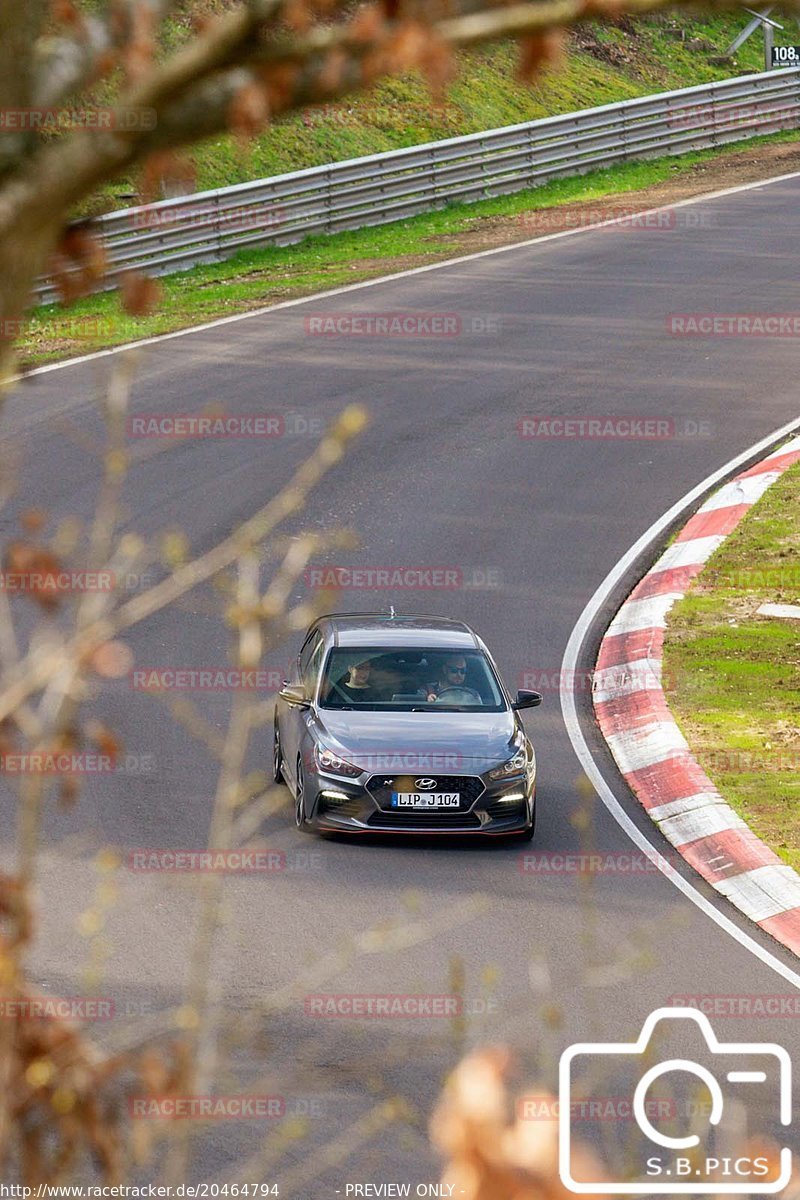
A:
[368,811,482,830]
[366,775,485,812]
[485,797,528,821]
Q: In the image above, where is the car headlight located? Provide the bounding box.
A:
[314,745,362,778]
[488,749,528,780]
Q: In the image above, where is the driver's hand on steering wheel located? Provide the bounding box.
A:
[426,691,437,702]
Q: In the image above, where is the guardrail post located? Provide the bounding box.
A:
[527,124,537,185]
[326,165,334,234]
[214,193,222,261]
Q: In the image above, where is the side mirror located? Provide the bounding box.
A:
[279,682,311,708]
[512,689,543,711]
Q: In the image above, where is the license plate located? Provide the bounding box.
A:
[391,792,460,809]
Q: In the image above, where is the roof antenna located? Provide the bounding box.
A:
[389,605,396,619]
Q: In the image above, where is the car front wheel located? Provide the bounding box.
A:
[513,792,536,842]
[294,757,307,829]
[273,718,284,784]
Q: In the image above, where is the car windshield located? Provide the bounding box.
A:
[318,647,506,711]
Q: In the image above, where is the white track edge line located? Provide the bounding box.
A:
[560,413,800,988]
[21,167,800,380]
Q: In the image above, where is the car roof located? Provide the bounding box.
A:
[314,613,480,650]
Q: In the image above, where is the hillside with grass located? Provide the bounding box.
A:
[93,8,772,212]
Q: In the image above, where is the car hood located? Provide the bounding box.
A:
[312,708,519,772]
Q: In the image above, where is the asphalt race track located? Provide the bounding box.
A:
[2,172,800,1192]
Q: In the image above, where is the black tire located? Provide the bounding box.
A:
[273,718,284,784]
[512,795,537,842]
[518,817,536,842]
[294,757,306,828]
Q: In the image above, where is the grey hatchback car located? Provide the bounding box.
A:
[273,614,542,838]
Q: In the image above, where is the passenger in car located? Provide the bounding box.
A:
[331,657,383,704]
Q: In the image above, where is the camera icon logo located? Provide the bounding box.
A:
[559,1007,792,1194]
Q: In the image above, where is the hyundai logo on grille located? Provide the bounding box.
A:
[415,778,437,789]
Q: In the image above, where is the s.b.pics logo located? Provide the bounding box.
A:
[559,1008,792,1194]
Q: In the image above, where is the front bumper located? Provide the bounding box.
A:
[309,769,535,835]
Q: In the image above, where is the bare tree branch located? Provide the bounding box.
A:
[0,400,366,726]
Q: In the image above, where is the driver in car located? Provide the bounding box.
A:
[426,655,469,702]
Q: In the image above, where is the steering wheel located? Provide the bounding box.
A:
[433,686,482,704]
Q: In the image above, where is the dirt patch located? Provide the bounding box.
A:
[570,19,654,78]
[426,139,800,256]
[314,138,800,278]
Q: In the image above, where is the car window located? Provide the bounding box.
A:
[299,632,323,688]
[319,647,505,711]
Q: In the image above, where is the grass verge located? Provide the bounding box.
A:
[663,458,800,871]
[21,128,800,368]
[85,13,770,210]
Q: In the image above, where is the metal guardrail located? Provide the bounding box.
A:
[37,67,800,304]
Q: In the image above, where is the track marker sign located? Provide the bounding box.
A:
[771,45,800,66]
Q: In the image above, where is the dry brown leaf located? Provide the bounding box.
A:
[228,81,271,142]
[282,0,313,33]
[58,775,81,809]
[349,4,386,42]
[259,62,298,114]
[84,720,123,766]
[51,0,80,25]
[139,151,197,206]
[48,225,107,306]
[123,0,157,83]
[120,271,161,317]
[518,30,567,82]
[431,1047,608,1200]
[20,509,47,535]
[3,542,64,611]
[316,48,349,97]
[88,640,135,679]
